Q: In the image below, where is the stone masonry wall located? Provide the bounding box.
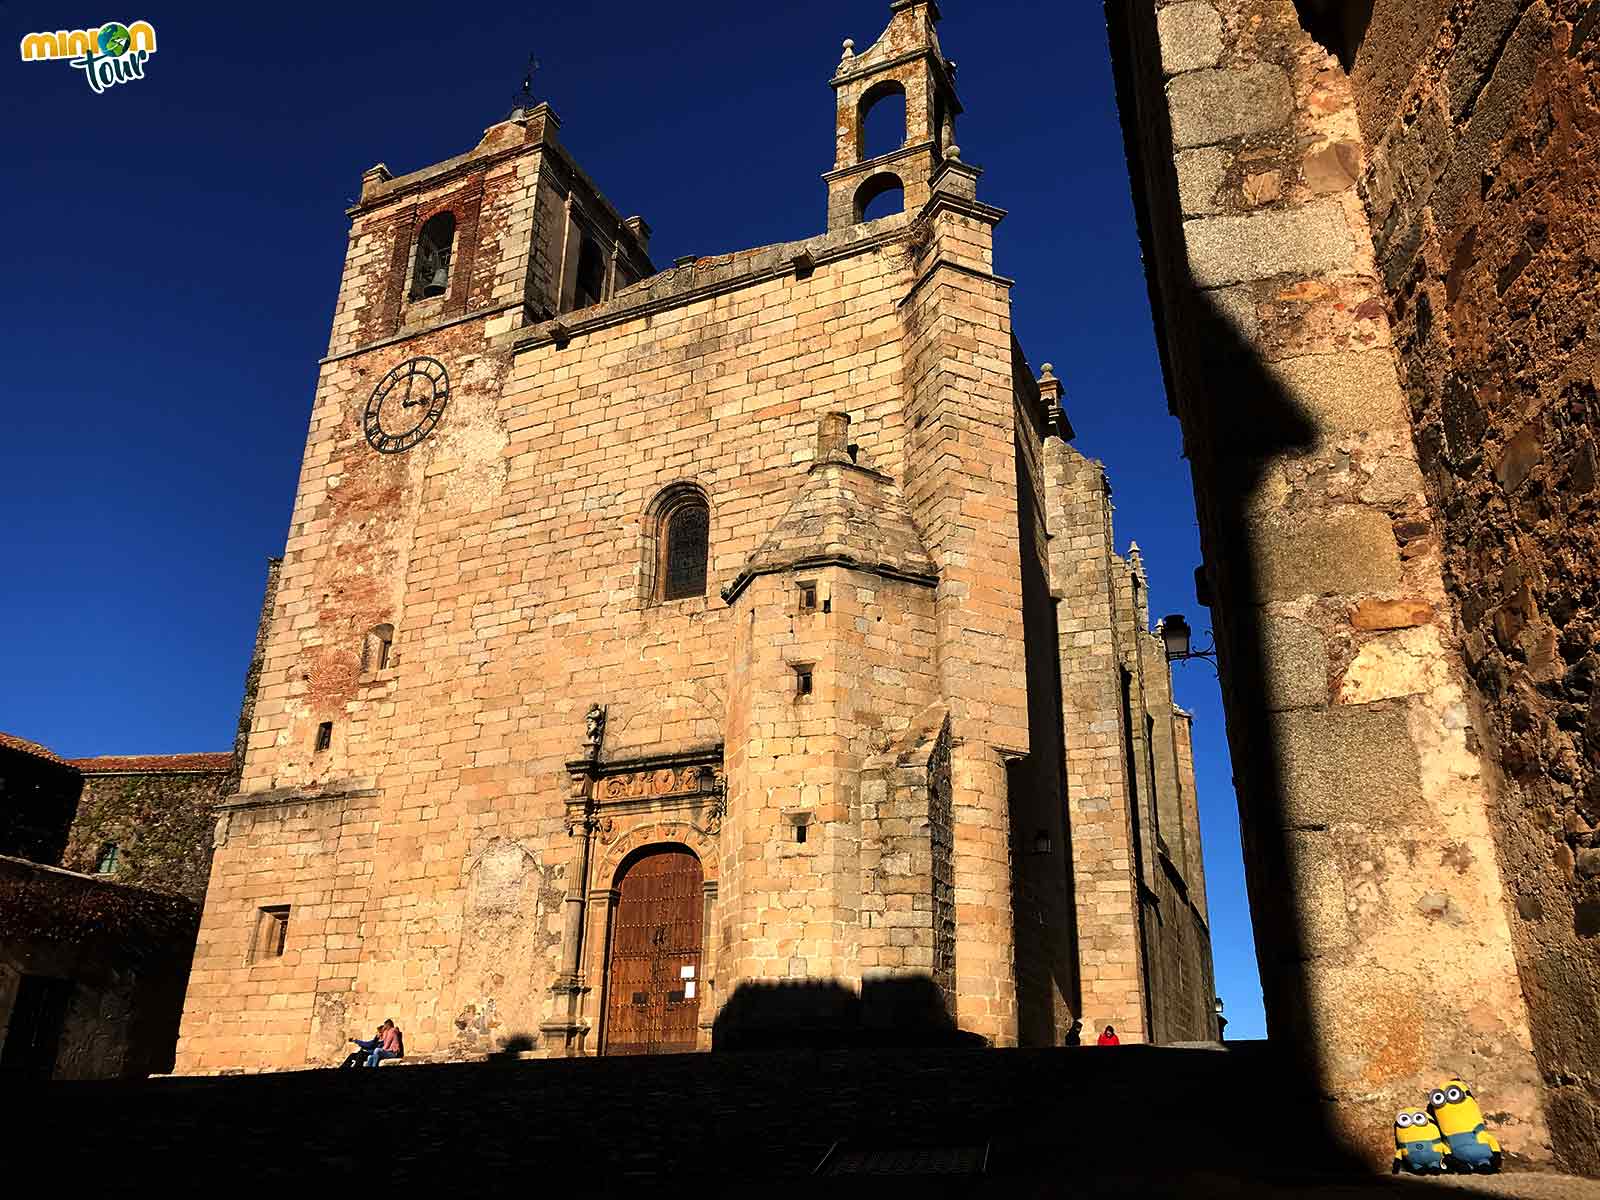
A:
[1346,0,1600,1173]
[62,760,236,904]
[1040,433,1215,1045]
[180,11,1220,1069]
[0,856,198,1079]
[1010,358,1079,1048]
[898,196,1031,1043]
[723,560,941,991]
[178,195,950,1069]
[1047,445,1148,1040]
[1147,857,1218,1043]
[1108,0,1549,1165]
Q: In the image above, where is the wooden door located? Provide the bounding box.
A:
[603,846,704,1055]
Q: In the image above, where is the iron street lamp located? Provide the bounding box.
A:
[1158,613,1218,668]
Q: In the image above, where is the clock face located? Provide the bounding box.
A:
[363,356,449,454]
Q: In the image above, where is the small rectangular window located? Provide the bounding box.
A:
[794,665,814,698]
[94,843,119,874]
[253,906,290,962]
[798,582,817,612]
[315,722,333,752]
[796,824,808,845]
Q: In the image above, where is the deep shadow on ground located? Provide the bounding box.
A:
[9,1042,1598,1194]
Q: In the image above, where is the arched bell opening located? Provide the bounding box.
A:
[858,78,908,160]
[854,172,906,224]
[409,211,455,300]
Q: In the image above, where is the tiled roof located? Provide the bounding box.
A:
[71,752,236,775]
[0,732,70,767]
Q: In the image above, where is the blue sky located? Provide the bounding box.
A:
[0,1,1265,1039]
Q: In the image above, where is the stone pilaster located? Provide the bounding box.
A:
[899,192,1029,1044]
[1044,442,1149,1042]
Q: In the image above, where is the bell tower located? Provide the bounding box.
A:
[824,1,962,231]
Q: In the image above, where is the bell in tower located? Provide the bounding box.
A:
[823,0,962,231]
[410,211,456,301]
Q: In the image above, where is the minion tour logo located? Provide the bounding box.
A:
[19,21,157,93]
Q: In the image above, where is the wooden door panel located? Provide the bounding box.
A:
[603,847,703,1055]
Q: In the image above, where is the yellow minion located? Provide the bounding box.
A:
[1427,1079,1503,1174]
[1392,1108,1448,1175]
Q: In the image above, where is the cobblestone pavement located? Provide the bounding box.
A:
[12,1043,1599,1196]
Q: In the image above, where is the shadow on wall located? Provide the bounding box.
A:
[712,976,987,1052]
[487,1032,535,1061]
[1106,0,1324,1102]
[1182,291,1322,1064]
[1104,0,1537,1168]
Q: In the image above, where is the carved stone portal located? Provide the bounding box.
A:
[550,743,724,1056]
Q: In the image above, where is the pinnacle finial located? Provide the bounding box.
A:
[841,37,856,60]
[946,144,962,161]
[1040,362,1055,380]
[817,412,852,464]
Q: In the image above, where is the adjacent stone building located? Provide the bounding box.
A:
[0,560,278,1079]
[174,2,1218,1072]
[1107,0,1600,1173]
[61,754,238,904]
[0,735,202,1079]
[0,733,82,865]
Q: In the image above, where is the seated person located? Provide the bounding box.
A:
[367,1019,404,1067]
[339,1024,384,1069]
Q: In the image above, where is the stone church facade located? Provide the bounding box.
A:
[174,1,1217,1071]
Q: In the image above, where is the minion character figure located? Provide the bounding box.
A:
[1392,1108,1449,1175]
[1428,1079,1503,1174]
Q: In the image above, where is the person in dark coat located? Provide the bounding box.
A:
[1064,1019,1083,1047]
[339,1024,384,1069]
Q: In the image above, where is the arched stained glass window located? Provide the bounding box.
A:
[661,498,709,601]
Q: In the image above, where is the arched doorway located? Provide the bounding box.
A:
[602,844,704,1055]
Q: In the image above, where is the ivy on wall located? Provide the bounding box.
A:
[61,770,238,906]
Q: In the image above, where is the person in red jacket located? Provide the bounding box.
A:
[1097,1025,1120,1046]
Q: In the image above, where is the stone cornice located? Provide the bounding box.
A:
[566,745,724,778]
[922,190,1008,227]
[513,223,911,354]
[822,140,939,183]
[830,46,962,114]
[898,255,1015,310]
[721,554,939,606]
[318,301,522,367]
[216,783,378,812]
[347,140,533,220]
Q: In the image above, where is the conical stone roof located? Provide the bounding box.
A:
[722,442,937,604]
